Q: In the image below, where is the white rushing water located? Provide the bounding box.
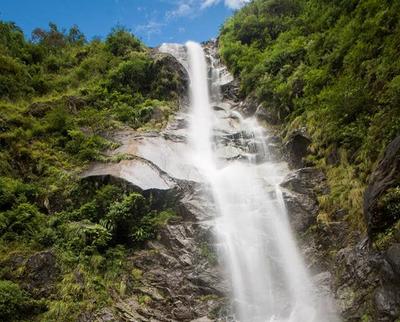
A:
[163,41,339,322]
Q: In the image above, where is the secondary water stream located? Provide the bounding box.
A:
[161,41,339,322]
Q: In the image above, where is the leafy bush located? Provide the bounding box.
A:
[0,54,33,99]
[107,54,152,94]
[105,27,142,56]
[44,106,73,135]
[0,280,30,320]
[0,203,45,240]
[0,177,38,210]
[61,220,112,252]
[104,192,148,244]
[65,130,109,161]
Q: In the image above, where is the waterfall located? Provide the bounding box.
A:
[163,41,339,322]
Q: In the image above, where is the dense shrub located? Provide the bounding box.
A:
[378,187,400,224]
[0,203,45,240]
[107,54,152,94]
[0,177,37,210]
[0,280,31,320]
[105,26,142,56]
[0,54,33,99]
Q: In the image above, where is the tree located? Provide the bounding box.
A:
[67,25,86,45]
[31,22,66,49]
[105,26,142,56]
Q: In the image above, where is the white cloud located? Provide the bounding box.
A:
[201,0,250,9]
[135,21,165,39]
[224,0,251,9]
[166,0,195,19]
[201,0,219,9]
[166,0,250,20]
[169,3,191,18]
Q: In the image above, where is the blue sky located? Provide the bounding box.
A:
[0,0,250,47]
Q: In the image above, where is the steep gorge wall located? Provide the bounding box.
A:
[226,60,400,322]
[216,0,400,319]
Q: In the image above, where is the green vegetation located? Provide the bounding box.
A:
[0,280,41,321]
[0,21,183,321]
[219,0,400,232]
[199,242,218,266]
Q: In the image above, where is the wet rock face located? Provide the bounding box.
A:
[237,95,259,117]
[374,286,400,319]
[81,128,201,189]
[78,194,226,322]
[281,167,328,196]
[254,104,283,125]
[78,57,228,319]
[333,240,378,318]
[284,128,311,169]
[364,135,400,238]
[281,189,318,233]
[220,78,240,102]
[280,167,327,233]
[386,243,400,277]
[116,221,226,321]
[374,243,400,319]
[22,251,60,298]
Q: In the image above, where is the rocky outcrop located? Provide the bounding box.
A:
[152,49,189,105]
[329,239,400,321]
[82,159,176,192]
[374,243,400,320]
[281,167,328,195]
[79,85,228,320]
[364,135,400,238]
[75,176,227,321]
[237,95,259,117]
[254,103,283,125]
[280,167,327,233]
[386,243,400,276]
[220,78,240,102]
[0,251,60,299]
[106,221,226,321]
[21,251,60,298]
[281,189,318,233]
[284,128,311,169]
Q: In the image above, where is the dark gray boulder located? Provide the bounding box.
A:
[386,243,400,277]
[281,189,318,233]
[281,167,328,196]
[374,285,400,319]
[333,240,379,319]
[221,78,240,102]
[364,135,400,237]
[238,95,259,117]
[22,251,60,298]
[280,167,327,233]
[284,128,311,169]
[255,104,282,125]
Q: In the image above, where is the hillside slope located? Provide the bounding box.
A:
[219,0,400,320]
[0,22,189,321]
[220,0,400,232]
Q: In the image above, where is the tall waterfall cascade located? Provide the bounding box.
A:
[160,41,340,322]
